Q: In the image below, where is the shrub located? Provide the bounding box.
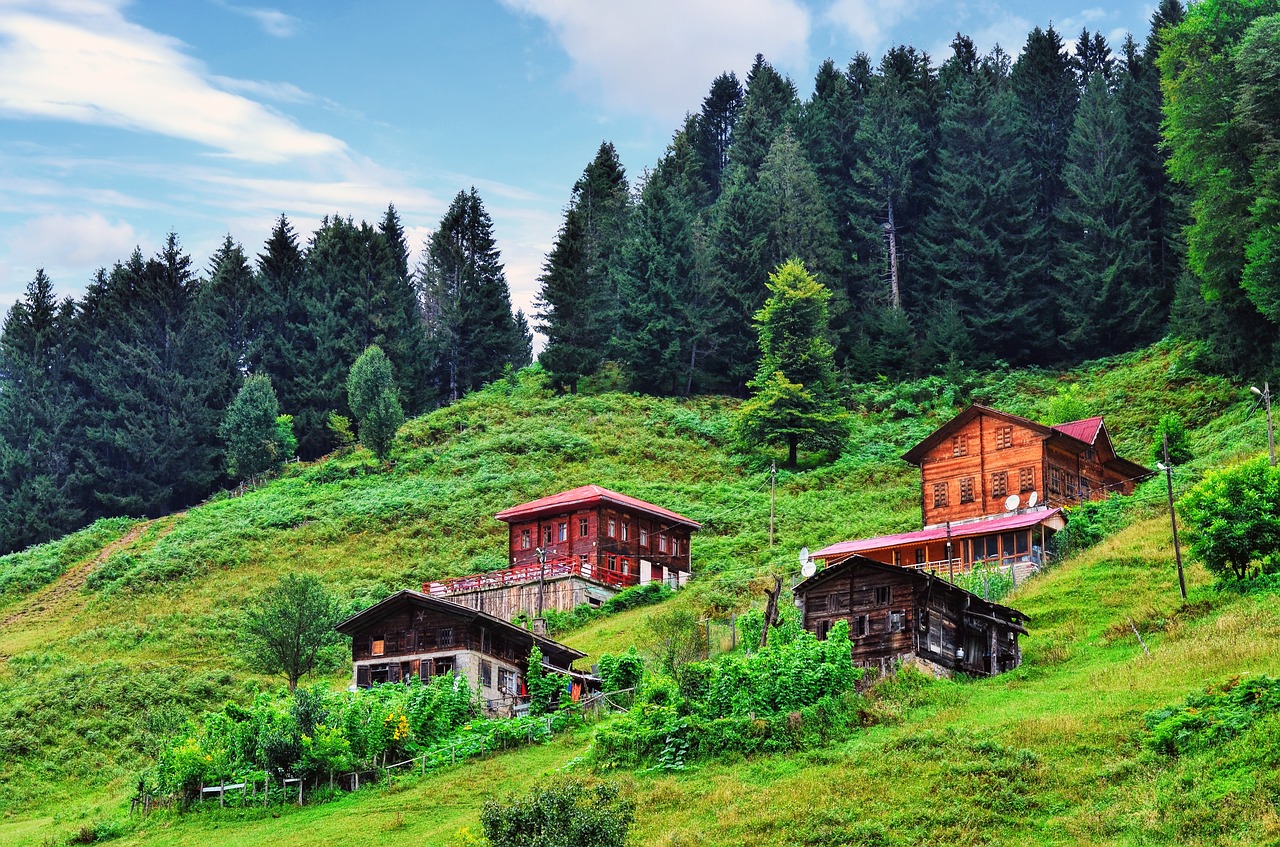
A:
[1179,458,1280,580]
[1145,676,1280,756]
[481,778,635,847]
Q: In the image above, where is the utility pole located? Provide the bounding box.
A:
[945,521,953,584]
[769,462,777,547]
[536,546,547,618]
[1161,435,1187,601]
[1253,382,1275,466]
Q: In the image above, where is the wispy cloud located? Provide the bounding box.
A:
[0,0,343,163]
[221,3,301,38]
[497,0,811,122]
[826,0,932,53]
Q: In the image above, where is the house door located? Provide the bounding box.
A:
[640,559,652,584]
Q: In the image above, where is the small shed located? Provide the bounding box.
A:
[793,555,1028,677]
[334,590,587,714]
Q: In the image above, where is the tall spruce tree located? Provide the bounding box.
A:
[1011,26,1078,227]
[0,270,83,552]
[70,236,226,517]
[916,40,1044,366]
[693,72,744,201]
[615,121,721,395]
[1055,73,1156,357]
[419,188,529,402]
[536,142,631,391]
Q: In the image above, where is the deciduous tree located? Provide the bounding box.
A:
[241,573,344,692]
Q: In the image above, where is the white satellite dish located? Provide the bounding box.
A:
[799,546,809,565]
[801,559,817,578]
[1004,494,1021,512]
[1027,491,1039,508]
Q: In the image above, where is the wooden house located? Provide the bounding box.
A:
[794,555,1028,677]
[334,590,587,714]
[426,486,701,619]
[813,405,1150,579]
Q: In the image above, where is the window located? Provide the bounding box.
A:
[557,522,567,542]
[875,586,890,605]
[960,476,975,503]
[639,527,648,546]
[892,549,901,566]
[933,482,949,508]
[1066,472,1078,498]
[995,425,1013,449]
[480,660,493,688]
[434,656,456,676]
[658,534,667,553]
[438,627,453,645]
[498,667,518,695]
[1049,466,1062,494]
[607,517,616,538]
[1019,467,1035,493]
[371,637,385,657]
[579,518,589,537]
[1080,477,1092,499]
[520,529,531,549]
[620,557,630,575]
[952,435,968,457]
[991,471,1008,498]
[889,610,906,632]
[853,615,868,637]
[816,619,831,639]
[542,526,552,545]
[915,547,926,565]
[608,555,617,571]
[621,521,629,541]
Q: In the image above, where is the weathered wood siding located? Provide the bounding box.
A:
[506,506,693,579]
[918,414,1045,526]
[444,575,615,620]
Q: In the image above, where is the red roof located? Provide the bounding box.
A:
[812,509,1064,560]
[1053,416,1104,445]
[495,485,702,530]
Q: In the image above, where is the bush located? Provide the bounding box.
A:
[1145,676,1280,756]
[1179,458,1280,580]
[481,778,635,847]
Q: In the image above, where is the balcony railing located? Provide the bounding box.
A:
[426,556,639,597]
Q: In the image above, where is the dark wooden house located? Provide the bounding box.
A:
[334,590,587,714]
[426,485,701,619]
[794,555,1028,677]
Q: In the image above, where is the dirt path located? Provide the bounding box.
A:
[0,518,160,631]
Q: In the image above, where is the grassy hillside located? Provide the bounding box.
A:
[0,342,1268,845]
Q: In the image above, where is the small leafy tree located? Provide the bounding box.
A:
[347,345,404,460]
[525,645,563,716]
[1179,457,1280,580]
[736,259,848,467]
[481,778,635,847]
[241,573,344,691]
[220,375,285,482]
[275,414,298,463]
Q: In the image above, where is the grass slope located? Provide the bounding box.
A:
[0,343,1269,845]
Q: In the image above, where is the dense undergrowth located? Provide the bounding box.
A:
[0,341,1275,846]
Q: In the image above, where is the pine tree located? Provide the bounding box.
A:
[1071,28,1115,86]
[693,72,744,200]
[916,41,1044,366]
[727,55,799,177]
[0,270,83,552]
[419,188,528,402]
[736,259,847,467]
[251,215,313,451]
[615,122,720,394]
[1055,73,1157,358]
[536,143,631,391]
[1011,26,1078,227]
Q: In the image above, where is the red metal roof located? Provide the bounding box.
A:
[494,485,702,530]
[812,509,1064,560]
[1052,416,1104,445]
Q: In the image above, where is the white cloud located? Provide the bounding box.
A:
[826,0,931,53]
[497,0,811,122]
[1,211,138,301]
[0,0,343,163]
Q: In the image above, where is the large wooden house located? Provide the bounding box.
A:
[813,405,1151,578]
[334,590,587,714]
[426,486,701,620]
[794,555,1028,676]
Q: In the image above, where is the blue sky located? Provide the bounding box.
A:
[0,0,1162,327]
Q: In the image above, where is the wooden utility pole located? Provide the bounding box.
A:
[536,546,547,618]
[1163,435,1187,601]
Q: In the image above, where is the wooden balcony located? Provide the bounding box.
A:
[425,556,639,597]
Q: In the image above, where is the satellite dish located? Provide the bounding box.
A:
[799,546,809,565]
[1027,491,1039,508]
[801,559,817,578]
[1004,494,1020,512]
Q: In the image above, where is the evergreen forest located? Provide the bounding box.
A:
[3,0,1278,555]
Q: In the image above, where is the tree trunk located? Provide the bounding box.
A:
[788,434,798,468]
